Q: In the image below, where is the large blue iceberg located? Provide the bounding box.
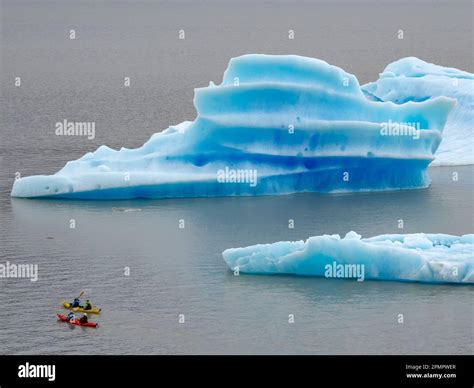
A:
[222,232,474,284]
[363,57,473,166]
[11,55,456,199]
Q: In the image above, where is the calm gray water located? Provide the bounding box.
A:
[0,0,473,354]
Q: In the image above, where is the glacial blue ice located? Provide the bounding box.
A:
[11,55,456,199]
[362,57,474,166]
[222,232,474,284]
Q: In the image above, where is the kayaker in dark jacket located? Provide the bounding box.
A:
[66,312,75,322]
[71,297,81,308]
[79,313,88,324]
[83,300,92,310]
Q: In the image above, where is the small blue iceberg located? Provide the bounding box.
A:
[11,54,455,199]
[363,57,473,166]
[222,232,474,284]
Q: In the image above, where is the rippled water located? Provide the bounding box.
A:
[0,0,473,354]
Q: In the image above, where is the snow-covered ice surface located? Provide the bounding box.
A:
[222,232,474,284]
[11,54,455,199]
[363,57,473,166]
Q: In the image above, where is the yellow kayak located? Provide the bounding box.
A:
[62,302,101,314]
